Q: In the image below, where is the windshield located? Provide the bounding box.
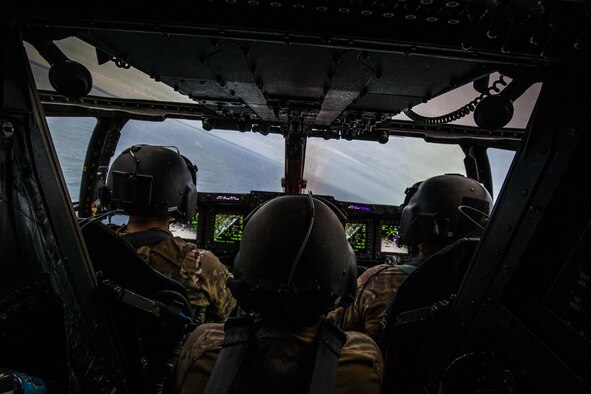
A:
[32,40,519,206]
[46,116,514,206]
[115,119,284,194]
[488,148,516,201]
[305,137,466,205]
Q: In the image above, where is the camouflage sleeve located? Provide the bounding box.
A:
[355,265,408,339]
[176,323,225,394]
[328,301,363,334]
[178,245,237,323]
[331,264,408,339]
[326,306,346,328]
[327,268,378,334]
[337,331,383,393]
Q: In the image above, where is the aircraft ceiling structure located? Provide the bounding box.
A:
[10,0,590,145]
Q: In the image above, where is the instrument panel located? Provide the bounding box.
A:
[170,190,411,267]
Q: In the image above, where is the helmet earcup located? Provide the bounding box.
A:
[175,184,197,223]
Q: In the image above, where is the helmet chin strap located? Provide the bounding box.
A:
[286,191,316,288]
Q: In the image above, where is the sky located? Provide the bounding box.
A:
[27,37,539,205]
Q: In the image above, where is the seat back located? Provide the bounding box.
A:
[81,220,193,393]
[380,237,480,394]
[82,221,189,301]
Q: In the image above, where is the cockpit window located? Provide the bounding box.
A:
[488,148,516,202]
[115,119,284,194]
[304,137,466,205]
[393,74,541,130]
[31,40,524,207]
[26,38,194,103]
[46,116,97,202]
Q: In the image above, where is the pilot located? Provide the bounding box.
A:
[329,174,492,340]
[104,144,237,323]
[175,195,383,394]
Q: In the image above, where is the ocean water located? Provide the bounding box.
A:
[47,117,97,201]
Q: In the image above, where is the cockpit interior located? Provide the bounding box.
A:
[167,190,409,267]
[2,1,591,393]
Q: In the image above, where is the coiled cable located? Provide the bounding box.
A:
[403,75,508,125]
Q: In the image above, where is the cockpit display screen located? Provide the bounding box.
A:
[170,213,199,241]
[380,224,408,254]
[345,222,368,253]
[213,213,244,244]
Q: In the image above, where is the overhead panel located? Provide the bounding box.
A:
[27,0,582,134]
[83,29,495,129]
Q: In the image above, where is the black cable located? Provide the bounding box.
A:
[79,209,124,229]
[404,75,508,125]
[287,191,316,287]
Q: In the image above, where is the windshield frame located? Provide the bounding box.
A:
[42,104,515,219]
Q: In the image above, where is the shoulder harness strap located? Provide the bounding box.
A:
[204,316,255,394]
[204,317,347,394]
[308,318,348,394]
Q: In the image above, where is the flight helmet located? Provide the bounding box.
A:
[229,194,357,326]
[104,145,198,223]
[399,174,492,247]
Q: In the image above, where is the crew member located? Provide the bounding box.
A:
[176,195,383,394]
[104,144,236,323]
[330,174,492,340]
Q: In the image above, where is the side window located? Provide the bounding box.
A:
[488,147,516,202]
[46,117,97,202]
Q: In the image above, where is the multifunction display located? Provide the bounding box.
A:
[380,224,408,254]
[170,212,199,241]
[345,222,368,254]
[213,213,244,244]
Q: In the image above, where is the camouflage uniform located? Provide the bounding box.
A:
[176,322,383,394]
[329,263,411,340]
[118,225,237,323]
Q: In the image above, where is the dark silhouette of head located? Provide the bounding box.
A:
[399,174,492,255]
[229,195,357,327]
[105,145,197,223]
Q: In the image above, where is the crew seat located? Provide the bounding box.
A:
[379,237,480,394]
[81,220,196,394]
